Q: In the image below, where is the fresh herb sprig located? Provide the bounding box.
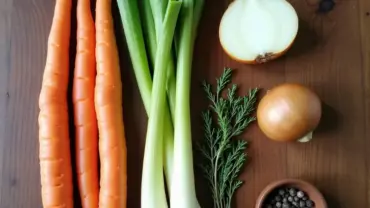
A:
[199,68,259,208]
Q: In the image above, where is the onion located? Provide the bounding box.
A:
[257,83,322,142]
[219,0,299,64]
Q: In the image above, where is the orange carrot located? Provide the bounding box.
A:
[38,0,73,207]
[73,0,99,207]
[95,0,127,207]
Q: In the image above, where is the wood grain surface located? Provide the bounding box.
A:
[0,0,369,207]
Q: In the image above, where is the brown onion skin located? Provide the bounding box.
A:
[219,43,293,65]
[257,83,322,142]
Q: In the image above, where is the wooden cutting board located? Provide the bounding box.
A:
[0,0,369,207]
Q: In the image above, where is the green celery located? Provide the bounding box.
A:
[149,0,168,38]
[174,0,204,57]
[170,0,204,207]
[193,0,205,38]
[141,1,181,208]
[140,0,157,69]
[142,0,177,190]
[149,0,177,118]
[116,0,175,191]
[116,0,152,111]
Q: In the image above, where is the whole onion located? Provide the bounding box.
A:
[257,83,322,142]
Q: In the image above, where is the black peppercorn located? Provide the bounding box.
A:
[275,196,282,202]
[263,186,315,208]
[317,0,336,13]
[306,200,314,207]
[289,188,297,196]
[297,191,305,198]
[279,189,286,196]
[282,203,290,208]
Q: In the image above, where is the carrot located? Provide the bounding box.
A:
[38,0,73,207]
[95,0,127,207]
[73,0,99,207]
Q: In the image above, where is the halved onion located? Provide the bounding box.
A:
[257,83,322,142]
[219,0,299,64]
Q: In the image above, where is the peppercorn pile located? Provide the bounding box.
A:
[263,187,315,208]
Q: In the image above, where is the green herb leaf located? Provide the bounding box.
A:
[199,68,259,208]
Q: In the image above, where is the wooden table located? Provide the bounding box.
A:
[0,0,369,207]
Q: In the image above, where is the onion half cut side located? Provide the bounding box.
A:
[219,0,299,64]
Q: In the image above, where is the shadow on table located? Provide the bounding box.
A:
[285,18,320,58]
[315,102,340,134]
[322,191,341,208]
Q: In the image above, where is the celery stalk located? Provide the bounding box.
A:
[141,1,181,208]
[149,0,168,38]
[116,0,175,191]
[193,0,205,37]
[140,0,157,69]
[149,0,177,118]
[142,0,177,190]
[174,0,204,57]
[170,0,204,207]
[116,0,152,111]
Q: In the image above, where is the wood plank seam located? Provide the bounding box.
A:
[358,0,370,207]
[0,0,13,205]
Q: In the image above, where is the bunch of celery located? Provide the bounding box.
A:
[116,0,204,207]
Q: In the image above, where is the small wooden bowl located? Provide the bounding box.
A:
[255,178,327,208]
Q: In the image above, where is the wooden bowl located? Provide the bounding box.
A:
[255,178,327,208]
